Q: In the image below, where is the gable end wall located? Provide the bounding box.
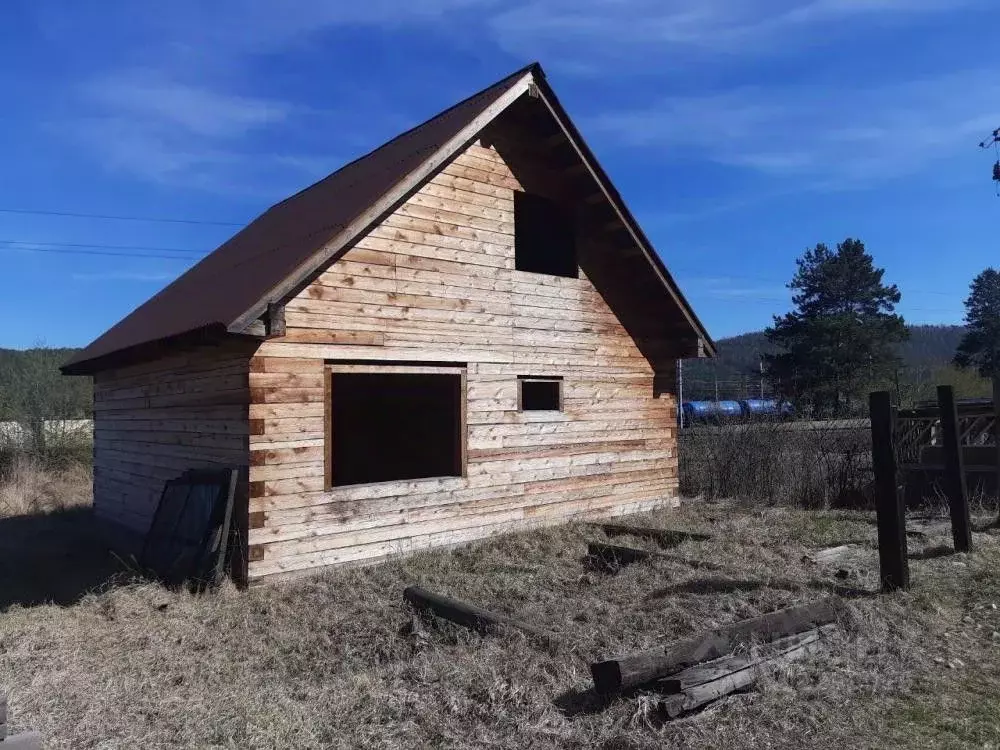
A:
[247,142,680,580]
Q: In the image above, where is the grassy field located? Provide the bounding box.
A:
[2,464,1000,748]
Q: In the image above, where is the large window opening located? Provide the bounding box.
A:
[514,191,577,278]
[327,370,465,487]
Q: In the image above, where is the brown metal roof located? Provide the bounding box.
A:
[62,63,539,374]
[64,61,715,375]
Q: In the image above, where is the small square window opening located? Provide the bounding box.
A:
[518,377,563,411]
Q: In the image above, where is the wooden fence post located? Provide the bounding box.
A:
[870,391,909,591]
[937,385,972,552]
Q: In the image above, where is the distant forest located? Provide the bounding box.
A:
[0,324,987,419]
[0,348,91,420]
[682,325,990,403]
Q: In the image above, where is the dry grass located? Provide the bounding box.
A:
[0,455,92,518]
[3,489,1000,749]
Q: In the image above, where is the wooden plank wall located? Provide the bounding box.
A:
[92,343,253,534]
[248,141,680,580]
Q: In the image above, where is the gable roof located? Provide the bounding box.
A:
[63,62,713,375]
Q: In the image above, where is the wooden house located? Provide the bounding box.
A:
[62,63,715,583]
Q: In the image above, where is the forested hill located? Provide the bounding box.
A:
[0,325,973,419]
[685,325,967,382]
[0,347,91,420]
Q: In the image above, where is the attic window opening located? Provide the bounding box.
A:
[518,376,563,411]
[326,369,466,487]
[514,191,577,278]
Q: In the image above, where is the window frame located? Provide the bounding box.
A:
[324,363,468,490]
[517,375,564,412]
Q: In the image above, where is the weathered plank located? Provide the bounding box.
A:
[658,627,831,719]
[590,598,840,694]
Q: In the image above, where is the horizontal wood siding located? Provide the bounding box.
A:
[249,142,679,580]
[92,343,252,534]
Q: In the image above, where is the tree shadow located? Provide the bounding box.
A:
[645,576,878,601]
[0,507,141,610]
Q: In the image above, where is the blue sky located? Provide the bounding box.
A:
[2,0,999,349]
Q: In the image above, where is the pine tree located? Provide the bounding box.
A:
[954,268,1000,380]
[764,238,908,416]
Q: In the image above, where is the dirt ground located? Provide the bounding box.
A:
[2,470,1000,749]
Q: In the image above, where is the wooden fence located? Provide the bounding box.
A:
[895,399,997,471]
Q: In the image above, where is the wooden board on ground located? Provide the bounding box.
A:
[594,523,710,546]
[658,626,833,719]
[590,597,840,694]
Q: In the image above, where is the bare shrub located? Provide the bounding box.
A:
[680,417,873,508]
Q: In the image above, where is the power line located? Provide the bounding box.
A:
[0,239,203,256]
[0,245,200,261]
[0,207,244,227]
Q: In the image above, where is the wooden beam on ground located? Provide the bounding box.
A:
[658,627,831,719]
[870,390,910,591]
[938,385,972,553]
[594,523,711,547]
[403,585,556,646]
[589,597,839,695]
[586,542,720,572]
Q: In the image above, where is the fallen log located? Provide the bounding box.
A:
[403,585,555,645]
[590,597,840,694]
[595,523,711,546]
[658,627,829,719]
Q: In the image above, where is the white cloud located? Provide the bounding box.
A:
[489,0,980,63]
[71,271,180,282]
[84,74,291,138]
[589,71,1000,185]
[70,73,334,193]
[683,275,790,301]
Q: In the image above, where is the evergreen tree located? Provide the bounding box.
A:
[764,238,908,416]
[954,268,1000,381]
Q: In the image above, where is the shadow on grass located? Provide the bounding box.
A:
[0,507,139,610]
[645,576,878,600]
[582,553,727,576]
[553,686,609,718]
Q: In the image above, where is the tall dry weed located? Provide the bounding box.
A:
[0,455,91,518]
